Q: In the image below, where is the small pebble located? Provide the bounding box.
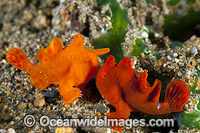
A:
[96,111,101,117]
[173,53,178,57]
[0,129,6,133]
[20,112,24,117]
[17,102,27,110]
[191,61,196,66]
[3,105,8,110]
[141,32,148,38]
[55,127,74,133]
[47,105,51,110]
[96,104,107,114]
[28,103,34,108]
[43,90,58,98]
[34,95,45,108]
[178,71,182,77]
[4,114,12,121]
[8,128,15,133]
[33,11,49,28]
[14,75,21,81]
[191,47,198,56]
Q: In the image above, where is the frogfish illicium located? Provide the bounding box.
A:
[96,55,190,132]
[6,34,110,105]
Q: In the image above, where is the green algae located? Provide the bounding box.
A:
[167,0,181,6]
[181,110,200,129]
[132,37,146,57]
[94,0,128,63]
[169,41,185,49]
[164,8,200,41]
[190,75,200,94]
[180,74,200,129]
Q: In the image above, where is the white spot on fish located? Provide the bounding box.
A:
[157,102,161,109]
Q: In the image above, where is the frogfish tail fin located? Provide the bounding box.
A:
[164,80,190,112]
[6,48,33,73]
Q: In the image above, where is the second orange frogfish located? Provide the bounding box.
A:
[6,34,110,105]
[96,55,190,132]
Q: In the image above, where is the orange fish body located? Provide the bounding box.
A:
[6,34,110,105]
[96,55,190,131]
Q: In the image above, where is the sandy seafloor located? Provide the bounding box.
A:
[0,0,200,133]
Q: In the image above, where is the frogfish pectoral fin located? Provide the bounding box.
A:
[30,75,50,89]
[107,100,132,133]
[77,83,86,97]
[59,80,81,105]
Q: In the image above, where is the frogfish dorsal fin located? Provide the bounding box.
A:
[36,38,63,63]
[68,34,84,48]
[36,46,47,63]
[138,71,162,102]
[44,37,63,57]
[105,55,115,65]
[138,71,162,97]
[138,71,150,92]
[118,57,132,70]
[147,79,162,103]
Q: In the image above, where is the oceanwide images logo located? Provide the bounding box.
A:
[24,115,174,129]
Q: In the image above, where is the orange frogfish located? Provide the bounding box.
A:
[96,55,190,132]
[6,34,110,105]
